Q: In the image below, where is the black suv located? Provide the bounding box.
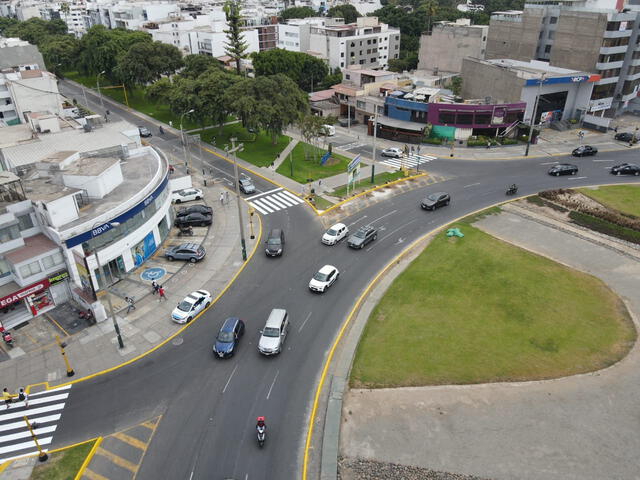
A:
[421,192,451,211]
[348,226,377,249]
[265,228,285,256]
[614,132,635,143]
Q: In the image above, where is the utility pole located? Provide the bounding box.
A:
[96,70,106,114]
[94,241,124,349]
[525,73,545,157]
[371,113,377,183]
[229,138,247,261]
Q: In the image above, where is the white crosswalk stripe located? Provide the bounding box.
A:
[0,385,71,462]
[248,188,305,215]
[381,154,436,169]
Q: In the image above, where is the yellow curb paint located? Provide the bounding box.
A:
[25,206,263,393]
[0,459,12,474]
[82,468,109,480]
[95,447,138,472]
[140,417,161,431]
[112,432,147,450]
[45,313,70,337]
[74,437,103,480]
[131,415,162,479]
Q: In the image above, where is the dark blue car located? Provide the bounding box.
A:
[213,317,245,358]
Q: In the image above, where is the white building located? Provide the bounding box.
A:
[0,68,62,127]
[0,116,176,327]
[308,16,401,70]
[277,17,330,52]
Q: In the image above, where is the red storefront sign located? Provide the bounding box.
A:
[0,279,50,308]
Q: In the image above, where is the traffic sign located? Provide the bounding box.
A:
[347,155,361,173]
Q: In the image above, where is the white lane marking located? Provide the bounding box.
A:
[263,195,288,209]
[274,192,300,206]
[369,210,397,225]
[189,471,195,480]
[260,197,285,211]
[0,414,61,433]
[463,182,481,188]
[348,216,367,228]
[246,187,282,201]
[251,199,275,213]
[0,403,65,422]
[28,385,71,396]
[0,436,53,455]
[378,219,418,244]
[0,425,56,443]
[298,312,312,332]
[540,161,558,165]
[279,190,304,203]
[266,370,280,400]
[250,202,268,215]
[593,159,614,162]
[568,176,588,180]
[0,449,49,464]
[222,364,239,393]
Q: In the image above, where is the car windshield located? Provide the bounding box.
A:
[427,194,439,201]
[354,230,366,238]
[241,179,250,185]
[177,301,192,312]
[313,271,329,282]
[327,228,338,236]
[267,238,281,246]
[217,331,234,342]
[263,327,280,337]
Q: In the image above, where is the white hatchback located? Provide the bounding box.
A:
[322,223,349,245]
[172,188,203,203]
[171,290,211,324]
[309,265,339,293]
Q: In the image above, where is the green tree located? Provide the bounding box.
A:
[319,67,342,90]
[197,70,240,133]
[449,76,462,96]
[146,77,174,103]
[298,113,327,162]
[4,18,67,46]
[224,0,249,75]
[114,41,183,86]
[41,35,80,75]
[326,4,361,23]
[252,49,328,92]
[280,6,317,20]
[0,17,20,36]
[181,54,221,78]
[167,76,208,127]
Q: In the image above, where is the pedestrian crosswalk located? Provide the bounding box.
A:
[0,385,71,463]
[247,188,305,215]
[381,154,436,170]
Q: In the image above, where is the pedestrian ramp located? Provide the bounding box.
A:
[0,385,71,463]
[80,415,161,480]
[247,188,305,215]
[381,154,436,170]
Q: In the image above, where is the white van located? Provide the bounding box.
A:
[322,124,336,136]
[258,308,290,355]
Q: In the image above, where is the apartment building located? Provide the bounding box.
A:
[485,0,640,116]
[277,17,331,52]
[309,16,400,70]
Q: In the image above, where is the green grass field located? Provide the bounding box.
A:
[276,143,353,183]
[199,125,290,167]
[578,185,640,217]
[350,221,635,388]
[330,171,405,199]
[31,440,96,480]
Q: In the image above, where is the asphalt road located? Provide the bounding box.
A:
[55,79,640,480]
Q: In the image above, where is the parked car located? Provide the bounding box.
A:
[174,212,212,227]
[571,145,598,157]
[321,124,336,136]
[176,204,213,217]
[138,126,152,138]
[213,317,245,358]
[265,228,285,257]
[322,223,349,245]
[258,308,289,356]
[421,192,451,211]
[614,132,635,143]
[239,177,256,194]
[610,163,640,176]
[165,243,206,262]
[348,226,377,249]
[309,265,339,293]
[381,147,403,158]
[548,163,579,176]
[172,188,203,203]
[171,290,211,324]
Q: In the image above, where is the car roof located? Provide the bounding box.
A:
[221,317,240,331]
[330,223,346,229]
[318,264,336,274]
[269,228,282,235]
[178,242,199,249]
[358,225,374,232]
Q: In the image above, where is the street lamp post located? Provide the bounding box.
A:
[228,138,247,261]
[180,109,195,172]
[96,70,106,114]
[93,221,124,349]
[371,113,377,183]
[525,73,545,157]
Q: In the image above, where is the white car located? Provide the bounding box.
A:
[171,290,211,324]
[381,147,403,158]
[172,188,203,203]
[309,265,339,293]
[322,223,349,245]
[321,124,336,136]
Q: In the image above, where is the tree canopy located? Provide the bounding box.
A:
[252,49,329,92]
[114,41,183,86]
[2,17,68,46]
[224,0,249,75]
[181,54,222,78]
[326,4,361,24]
[280,6,317,20]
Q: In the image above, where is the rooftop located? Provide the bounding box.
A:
[4,234,59,265]
[485,59,593,79]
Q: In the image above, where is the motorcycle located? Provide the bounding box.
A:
[506,184,518,196]
[79,309,95,325]
[257,425,266,447]
[1,328,13,348]
[178,225,193,237]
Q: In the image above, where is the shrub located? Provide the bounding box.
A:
[500,138,518,145]
[423,137,443,145]
[569,211,640,244]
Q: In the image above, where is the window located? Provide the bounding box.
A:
[359,50,363,55]
[439,111,456,124]
[549,16,557,24]
[340,62,344,67]
[545,45,552,53]
[17,214,33,231]
[456,113,473,125]
[0,259,10,278]
[359,59,365,65]
[474,112,492,125]
[350,51,355,57]
[548,30,555,39]
[357,100,366,109]
[367,39,371,44]
[19,260,42,278]
[42,251,63,269]
[371,58,376,62]
[341,52,344,57]
[345,74,350,79]
[0,224,20,243]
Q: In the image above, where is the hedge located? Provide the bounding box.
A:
[423,137,443,145]
[569,211,640,245]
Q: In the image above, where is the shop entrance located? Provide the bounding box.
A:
[536,91,568,123]
[96,256,126,289]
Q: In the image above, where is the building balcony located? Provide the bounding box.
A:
[599,45,629,55]
[596,60,624,70]
[622,90,638,102]
[603,29,632,39]
[625,71,640,81]
[0,102,16,113]
[631,58,640,66]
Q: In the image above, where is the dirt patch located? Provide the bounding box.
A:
[339,457,491,480]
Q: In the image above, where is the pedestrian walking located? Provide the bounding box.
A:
[486,141,491,149]
[18,388,28,408]
[158,286,167,301]
[125,296,136,313]
[3,387,12,409]
[224,190,230,205]
[169,120,173,128]
[219,192,225,206]
[614,126,618,134]
[152,280,159,295]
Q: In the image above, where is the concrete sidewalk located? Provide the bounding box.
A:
[0,171,258,393]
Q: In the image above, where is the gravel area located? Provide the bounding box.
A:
[338,457,491,480]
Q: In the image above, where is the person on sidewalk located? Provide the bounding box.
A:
[219,192,225,206]
[158,286,167,301]
[152,280,159,295]
[3,387,12,409]
[224,190,230,205]
[18,388,28,408]
[125,296,136,313]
